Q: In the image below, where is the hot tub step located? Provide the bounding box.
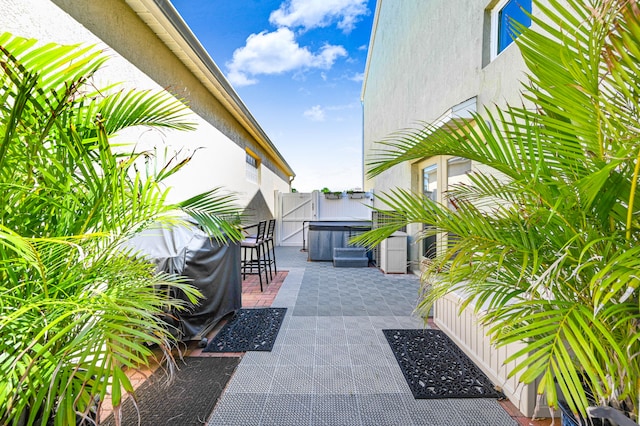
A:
[333,247,368,267]
[333,247,367,257]
[333,257,369,267]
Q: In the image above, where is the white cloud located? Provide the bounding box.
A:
[303,105,325,121]
[349,72,364,82]
[269,0,369,33]
[227,71,258,86]
[227,28,347,86]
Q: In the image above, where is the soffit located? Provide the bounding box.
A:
[124,0,295,179]
[361,0,382,102]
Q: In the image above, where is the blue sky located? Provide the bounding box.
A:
[171,0,376,192]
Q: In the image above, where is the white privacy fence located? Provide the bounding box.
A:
[274,190,374,247]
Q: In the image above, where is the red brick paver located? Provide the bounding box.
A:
[240,271,286,308]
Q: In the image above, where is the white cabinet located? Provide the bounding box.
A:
[379,231,407,273]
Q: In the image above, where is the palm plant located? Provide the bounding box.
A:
[355,0,639,423]
[0,33,244,425]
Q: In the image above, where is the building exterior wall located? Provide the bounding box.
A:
[1,0,292,217]
[362,0,530,144]
[362,0,532,265]
[361,0,556,417]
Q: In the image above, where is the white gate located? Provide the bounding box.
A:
[275,191,374,247]
[276,192,315,246]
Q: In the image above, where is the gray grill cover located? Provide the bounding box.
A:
[125,222,241,341]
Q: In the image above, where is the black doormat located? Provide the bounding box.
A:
[102,356,240,426]
[203,307,287,352]
[383,329,504,399]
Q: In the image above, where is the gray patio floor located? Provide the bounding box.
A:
[208,246,518,426]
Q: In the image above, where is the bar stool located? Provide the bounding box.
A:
[240,220,268,291]
[264,219,277,280]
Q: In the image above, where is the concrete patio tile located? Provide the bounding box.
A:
[351,364,401,394]
[348,344,391,366]
[260,394,313,426]
[201,247,544,426]
[315,327,347,345]
[315,344,351,367]
[269,365,315,395]
[280,328,316,345]
[286,315,317,329]
[345,328,379,345]
[207,393,266,426]
[312,365,356,395]
[310,394,360,425]
[277,344,315,366]
[224,364,275,394]
[316,316,345,329]
[357,394,416,426]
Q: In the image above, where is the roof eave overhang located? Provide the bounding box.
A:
[124,0,295,179]
[360,0,382,102]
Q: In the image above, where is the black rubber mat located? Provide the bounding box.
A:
[102,356,240,426]
[204,307,287,352]
[383,329,504,399]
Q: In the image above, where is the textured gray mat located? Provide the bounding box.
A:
[204,308,287,352]
[384,329,504,399]
[103,356,240,426]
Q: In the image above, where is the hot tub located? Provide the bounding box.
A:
[307,221,372,261]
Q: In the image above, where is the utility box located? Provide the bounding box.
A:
[379,231,408,274]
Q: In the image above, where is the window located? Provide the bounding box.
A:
[491,0,532,59]
[418,156,472,261]
[447,157,472,210]
[246,150,260,184]
[422,164,438,259]
[446,157,472,257]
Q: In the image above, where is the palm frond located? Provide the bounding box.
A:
[176,187,245,244]
[359,0,640,419]
[0,32,245,424]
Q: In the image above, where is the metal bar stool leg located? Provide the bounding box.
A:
[240,220,267,291]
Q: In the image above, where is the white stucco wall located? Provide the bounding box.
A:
[363,0,529,187]
[0,0,291,216]
[361,0,562,417]
[362,0,533,258]
[115,117,290,209]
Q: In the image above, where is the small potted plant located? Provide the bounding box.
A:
[324,191,343,200]
[347,190,366,199]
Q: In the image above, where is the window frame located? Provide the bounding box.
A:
[490,0,532,60]
[421,161,440,260]
[417,156,473,262]
[245,149,261,184]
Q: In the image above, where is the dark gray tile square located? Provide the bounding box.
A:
[261,394,313,426]
[310,394,361,425]
[207,393,267,426]
[357,394,414,426]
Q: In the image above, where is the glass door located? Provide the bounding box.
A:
[420,161,440,260]
[418,156,472,261]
